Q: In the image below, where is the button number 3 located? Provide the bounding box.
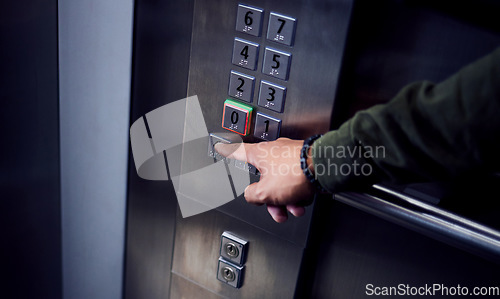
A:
[267,87,275,101]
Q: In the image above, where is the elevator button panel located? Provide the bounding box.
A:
[267,12,297,46]
[232,38,260,71]
[262,47,292,80]
[223,6,297,137]
[258,80,286,112]
[254,112,281,141]
[222,99,253,136]
[235,4,264,37]
[229,70,255,103]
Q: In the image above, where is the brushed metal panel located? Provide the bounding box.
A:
[171,210,303,298]
[309,201,500,298]
[170,274,224,299]
[187,0,353,246]
[188,0,351,139]
[124,0,194,298]
[124,179,177,299]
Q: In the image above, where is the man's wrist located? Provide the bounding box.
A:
[300,134,326,192]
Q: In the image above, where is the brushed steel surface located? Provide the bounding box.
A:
[188,0,351,139]
[336,187,500,263]
[309,200,500,298]
[124,180,178,299]
[124,0,194,298]
[171,209,303,298]
[187,0,353,247]
[170,274,224,299]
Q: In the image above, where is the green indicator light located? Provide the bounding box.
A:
[225,99,253,112]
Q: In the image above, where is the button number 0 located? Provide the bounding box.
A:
[231,111,239,124]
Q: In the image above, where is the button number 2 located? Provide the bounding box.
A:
[237,78,245,92]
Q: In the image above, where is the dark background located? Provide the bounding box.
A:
[0,1,61,298]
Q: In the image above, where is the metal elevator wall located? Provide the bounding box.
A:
[124,1,194,298]
[124,0,500,298]
[125,0,352,297]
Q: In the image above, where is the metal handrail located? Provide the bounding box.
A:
[334,184,500,264]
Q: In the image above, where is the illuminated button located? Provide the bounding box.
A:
[232,38,259,71]
[267,12,296,46]
[228,71,255,103]
[262,47,292,80]
[258,80,286,112]
[222,99,253,136]
[254,112,281,141]
[235,4,264,37]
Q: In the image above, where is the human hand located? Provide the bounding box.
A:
[214,138,316,223]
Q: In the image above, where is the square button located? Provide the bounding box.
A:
[229,71,255,103]
[232,38,259,71]
[236,4,264,37]
[258,80,286,112]
[254,112,281,141]
[267,12,297,46]
[217,257,244,288]
[222,99,253,136]
[262,47,292,80]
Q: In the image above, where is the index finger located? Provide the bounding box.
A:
[214,142,256,165]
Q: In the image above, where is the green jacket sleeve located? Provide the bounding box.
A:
[312,47,500,193]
